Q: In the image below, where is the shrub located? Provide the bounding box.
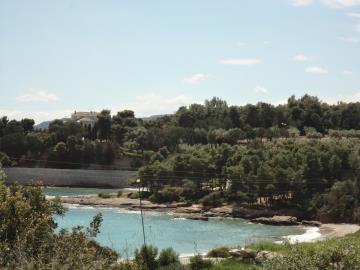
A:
[117,190,123,197]
[207,246,231,258]
[199,192,222,208]
[149,186,181,203]
[98,192,111,199]
[128,191,151,200]
[0,177,120,269]
[189,255,213,270]
[211,259,261,270]
[158,248,180,267]
[134,244,158,270]
[0,152,11,166]
[263,237,360,270]
[128,192,139,199]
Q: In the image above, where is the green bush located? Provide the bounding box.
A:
[0,177,120,269]
[98,192,111,199]
[149,186,181,203]
[128,192,140,199]
[128,191,151,200]
[158,247,180,267]
[207,247,231,258]
[262,234,360,270]
[134,244,158,270]
[210,259,260,270]
[190,255,213,270]
[117,190,123,197]
[199,192,222,208]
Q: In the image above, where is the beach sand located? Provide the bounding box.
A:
[318,223,360,240]
[284,223,360,244]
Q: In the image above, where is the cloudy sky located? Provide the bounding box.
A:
[1,0,360,123]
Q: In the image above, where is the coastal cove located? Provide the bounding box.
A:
[55,204,306,257]
[44,187,360,257]
[46,187,327,256]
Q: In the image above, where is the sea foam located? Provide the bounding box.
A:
[280,227,321,244]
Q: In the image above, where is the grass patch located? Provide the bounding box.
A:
[210,259,261,270]
[207,247,231,258]
[247,230,360,255]
[98,192,111,199]
[246,241,289,254]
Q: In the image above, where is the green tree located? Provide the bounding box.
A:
[97,110,112,140]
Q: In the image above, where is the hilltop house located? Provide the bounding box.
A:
[71,111,98,127]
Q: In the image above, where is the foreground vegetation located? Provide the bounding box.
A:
[1,165,360,269]
[208,230,360,269]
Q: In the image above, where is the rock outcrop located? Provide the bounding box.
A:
[255,250,282,263]
[232,206,275,219]
[227,248,282,264]
[251,215,299,225]
[229,248,257,262]
[301,220,322,227]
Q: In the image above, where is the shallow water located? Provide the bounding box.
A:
[55,205,305,257]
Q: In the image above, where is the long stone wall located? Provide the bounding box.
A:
[3,167,135,188]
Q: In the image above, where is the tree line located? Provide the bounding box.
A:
[1,94,360,165]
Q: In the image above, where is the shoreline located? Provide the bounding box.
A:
[55,195,360,244]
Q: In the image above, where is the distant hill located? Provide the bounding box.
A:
[34,121,52,130]
[34,118,71,130]
[142,114,172,121]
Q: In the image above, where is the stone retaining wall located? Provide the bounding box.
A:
[3,167,135,188]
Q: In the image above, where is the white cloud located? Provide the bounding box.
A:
[183,73,206,84]
[16,89,60,102]
[338,36,360,43]
[254,85,268,94]
[119,93,198,117]
[0,109,72,124]
[342,70,354,75]
[321,0,360,8]
[3,94,197,122]
[291,0,314,6]
[291,0,360,7]
[271,99,289,106]
[347,12,360,17]
[220,59,263,65]
[321,91,360,104]
[271,92,360,106]
[305,66,329,74]
[357,23,360,32]
[237,41,247,46]
[294,54,310,61]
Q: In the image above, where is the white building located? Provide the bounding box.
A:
[71,111,98,127]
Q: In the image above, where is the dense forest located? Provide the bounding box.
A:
[1,94,360,222]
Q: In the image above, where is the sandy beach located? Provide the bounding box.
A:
[318,223,360,240]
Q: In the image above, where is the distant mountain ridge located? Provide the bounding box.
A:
[141,114,172,121]
[34,121,52,130]
[34,118,71,130]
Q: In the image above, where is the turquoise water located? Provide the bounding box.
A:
[43,187,120,197]
[55,206,304,257]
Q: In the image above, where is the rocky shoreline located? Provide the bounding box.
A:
[57,195,317,225]
[56,194,360,242]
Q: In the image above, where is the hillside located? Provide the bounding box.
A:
[1,95,360,223]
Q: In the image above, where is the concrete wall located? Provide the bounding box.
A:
[3,167,135,188]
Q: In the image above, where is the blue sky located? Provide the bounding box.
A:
[1,0,360,123]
